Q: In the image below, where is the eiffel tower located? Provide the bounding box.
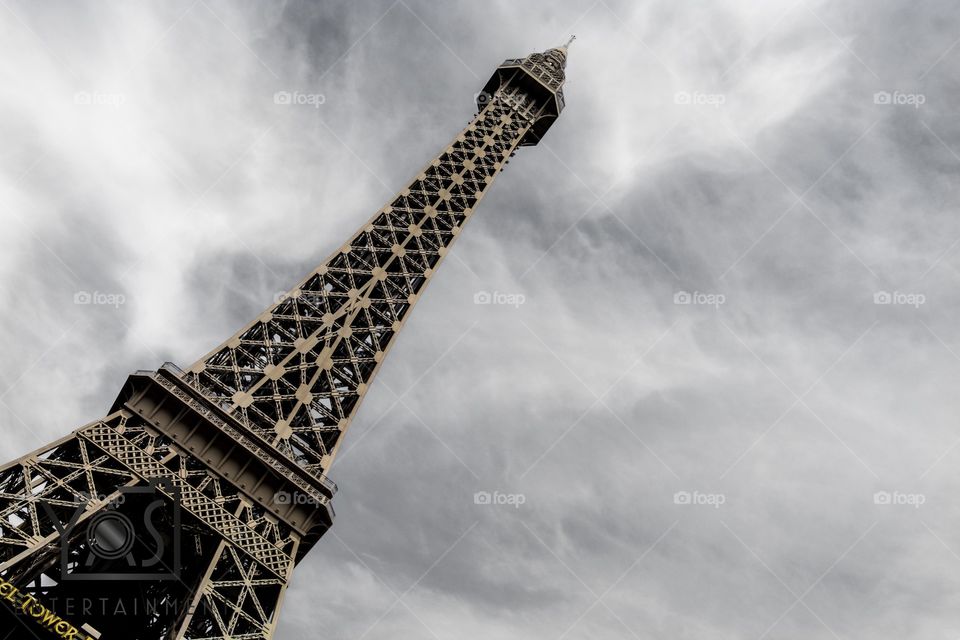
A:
[0,40,570,640]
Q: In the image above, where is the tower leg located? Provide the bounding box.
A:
[173,505,299,640]
[0,411,302,639]
[0,420,140,579]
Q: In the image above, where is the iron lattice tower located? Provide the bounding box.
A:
[0,42,569,640]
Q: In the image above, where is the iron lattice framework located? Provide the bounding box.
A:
[0,42,569,640]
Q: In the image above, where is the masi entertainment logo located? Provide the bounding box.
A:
[41,481,182,581]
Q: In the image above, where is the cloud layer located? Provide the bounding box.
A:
[2,0,960,638]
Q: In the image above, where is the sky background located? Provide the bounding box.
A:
[2,0,960,638]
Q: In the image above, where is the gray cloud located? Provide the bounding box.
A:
[2,0,960,638]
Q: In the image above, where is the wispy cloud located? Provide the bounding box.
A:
[2,0,960,638]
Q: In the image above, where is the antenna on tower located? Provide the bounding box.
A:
[565,35,576,48]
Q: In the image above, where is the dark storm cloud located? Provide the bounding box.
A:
[3,0,960,638]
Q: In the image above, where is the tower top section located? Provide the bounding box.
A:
[541,35,574,79]
[478,41,572,146]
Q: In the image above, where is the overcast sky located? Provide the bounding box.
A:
[3,0,960,638]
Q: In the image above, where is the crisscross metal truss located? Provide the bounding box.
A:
[182,92,535,477]
[0,427,136,571]
[178,535,298,640]
[0,412,300,638]
[81,416,296,575]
